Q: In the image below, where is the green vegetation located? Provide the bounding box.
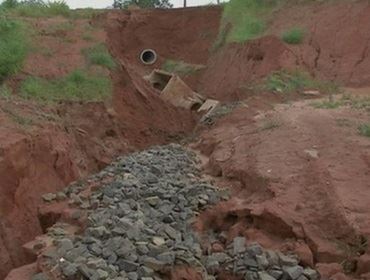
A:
[341,94,370,112]
[311,100,342,109]
[113,0,173,9]
[1,0,70,18]
[312,94,370,110]
[20,70,112,102]
[0,17,28,81]
[218,0,277,44]
[71,8,102,19]
[47,21,73,33]
[0,85,12,99]
[0,105,34,126]
[264,70,338,94]
[358,124,370,138]
[162,60,205,76]
[282,27,305,44]
[83,44,116,70]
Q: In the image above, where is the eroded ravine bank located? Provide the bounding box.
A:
[0,7,221,278]
[6,145,320,280]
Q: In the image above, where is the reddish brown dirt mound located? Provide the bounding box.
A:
[0,7,222,278]
[200,1,370,101]
[195,98,370,277]
[104,6,222,75]
[200,36,297,101]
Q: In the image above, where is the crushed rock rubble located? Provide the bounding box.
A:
[38,144,320,280]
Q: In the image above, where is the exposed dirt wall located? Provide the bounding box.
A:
[0,6,222,278]
[199,1,370,101]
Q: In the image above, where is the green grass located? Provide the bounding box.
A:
[0,85,12,99]
[20,70,112,102]
[83,44,116,70]
[341,94,370,112]
[311,100,342,109]
[0,17,28,81]
[162,60,205,76]
[82,32,94,42]
[1,0,70,18]
[70,8,102,19]
[217,0,277,44]
[282,27,305,44]
[264,70,339,95]
[312,94,370,110]
[358,124,370,138]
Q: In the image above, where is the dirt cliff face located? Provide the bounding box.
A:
[200,1,370,101]
[0,7,222,278]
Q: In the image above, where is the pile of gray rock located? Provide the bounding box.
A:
[37,144,320,280]
[205,237,319,280]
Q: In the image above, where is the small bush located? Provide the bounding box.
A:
[47,1,69,16]
[0,17,28,81]
[20,70,112,102]
[162,60,204,76]
[219,0,276,43]
[359,124,370,138]
[1,0,19,9]
[282,28,305,44]
[265,70,313,93]
[5,0,70,18]
[83,44,116,70]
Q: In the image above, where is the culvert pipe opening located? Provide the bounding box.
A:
[140,49,157,65]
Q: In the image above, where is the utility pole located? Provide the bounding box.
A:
[184,0,186,7]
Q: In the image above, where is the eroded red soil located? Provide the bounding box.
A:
[0,7,220,278]
[3,2,370,279]
[200,1,370,101]
[195,97,370,277]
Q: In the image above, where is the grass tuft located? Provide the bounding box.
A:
[311,100,342,109]
[83,43,116,70]
[20,69,112,102]
[264,70,339,95]
[0,17,28,81]
[359,124,370,138]
[162,60,205,76]
[282,27,305,44]
[0,85,12,99]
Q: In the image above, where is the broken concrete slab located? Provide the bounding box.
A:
[145,69,205,110]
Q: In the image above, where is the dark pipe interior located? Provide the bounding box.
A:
[140,50,157,65]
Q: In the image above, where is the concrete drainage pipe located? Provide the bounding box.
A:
[140,49,157,65]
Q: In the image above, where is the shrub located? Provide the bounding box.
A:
[265,70,314,93]
[282,28,305,44]
[20,70,112,102]
[83,44,116,70]
[1,0,19,9]
[359,124,370,138]
[218,0,277,43]
[0,17,28,81]
[7,0,70,18]
[47,1,69,17]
